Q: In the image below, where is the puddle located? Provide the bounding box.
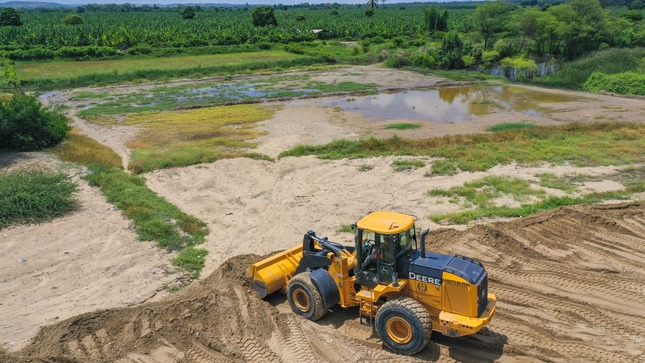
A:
[289,85,584,123]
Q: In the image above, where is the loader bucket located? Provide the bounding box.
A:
[248,244,304,298]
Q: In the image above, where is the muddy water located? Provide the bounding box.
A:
[290,85,584,123]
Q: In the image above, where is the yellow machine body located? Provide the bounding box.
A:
[248,212,496,352]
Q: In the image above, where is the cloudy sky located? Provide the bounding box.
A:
[44,0,484,6]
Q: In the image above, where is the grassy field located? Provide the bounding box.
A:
[16,51,309,81]
[280,122,645,174]
[87,104,273,173]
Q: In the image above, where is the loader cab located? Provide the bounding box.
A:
[354,212,417,288]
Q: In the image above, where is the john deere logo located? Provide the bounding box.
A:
[417,282,428,292]
[409,272,441,286]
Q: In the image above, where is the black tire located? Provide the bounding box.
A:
[286,272,327,321]
[375,297,432,355]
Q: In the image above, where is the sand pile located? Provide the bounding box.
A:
[3,202,644,363]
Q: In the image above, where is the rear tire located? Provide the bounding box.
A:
[287,271,327,321]
[375,297,432,355]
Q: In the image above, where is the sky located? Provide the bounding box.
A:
[26,0,484,6]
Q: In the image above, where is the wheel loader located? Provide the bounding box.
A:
[248,211,496,355]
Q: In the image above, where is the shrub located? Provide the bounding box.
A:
[583,71,645,96]
[481,50,499,67]
[284,43,305,54]
[0,95,69,151]
[385,57,410,68]
[409,54,435,68]
[365,8,374,17]
[499,56,538,73]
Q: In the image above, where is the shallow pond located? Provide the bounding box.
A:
[290,85,583,123]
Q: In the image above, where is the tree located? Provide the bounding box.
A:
[63,14,83,25]
[181,6,195,20]
[438,10,449,32]
[547,0,608,59]
[473,1,511,49]
[0,8,22,26]
[424,7,439,32]
[628,0,644,9]
[441,31,465,69]
[366,0,385,11]
[252,6,277,27]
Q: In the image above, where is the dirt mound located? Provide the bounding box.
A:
[5,203,645,363]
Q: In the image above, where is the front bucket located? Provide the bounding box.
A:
[248,244,304,298]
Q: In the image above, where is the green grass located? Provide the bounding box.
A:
[84,164,209,276]
[48,128,122,169]
[279,122,645,174]
[358,164,374,172]
[16,51,308,81]
[14,52,323,89]
[429,176,545,208]
[172,247,209,279]
[430,160,459,176]
[306,81,378,93]
[392,159,425,172]
[536,173,600,193]
[385,123,421,130]
[338,224,354,233]
[486,122,534,132]
[0,169,78,228]
[429,192,632,224]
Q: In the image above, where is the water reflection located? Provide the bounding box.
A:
[290,85,582,123]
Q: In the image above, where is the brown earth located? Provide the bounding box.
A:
[2,202,644,363]
[2,66,645,362]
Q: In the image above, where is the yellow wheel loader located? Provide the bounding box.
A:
[248,211,496,355]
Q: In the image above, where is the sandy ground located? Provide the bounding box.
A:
[2,66,644,362]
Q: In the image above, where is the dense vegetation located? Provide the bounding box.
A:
[0,0,642,93]
[0,95,69,150]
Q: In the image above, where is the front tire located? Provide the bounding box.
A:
[287,272,327,321]
[375,297,432,355]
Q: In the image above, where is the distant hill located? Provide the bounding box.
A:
[0,1,73,9]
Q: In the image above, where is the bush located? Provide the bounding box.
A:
[583,71,645,96]
[284,43,305,54]
[0,95,69,151]
[55,46,119,59]
[409,54,435,68]
[385,57,410,68]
